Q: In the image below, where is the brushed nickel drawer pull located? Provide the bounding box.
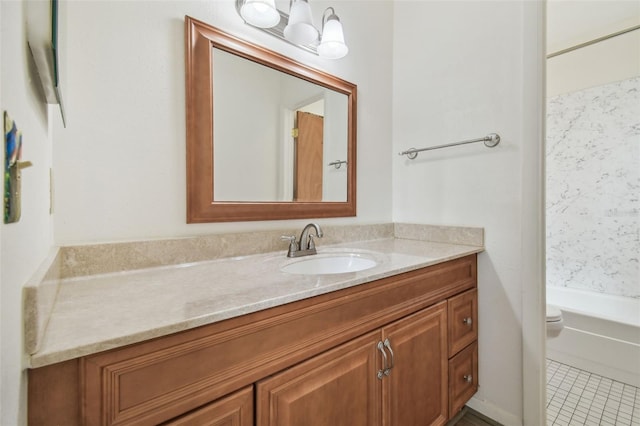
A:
[383,338,394,376]
[463,374,473,383]
[377,341,388,379]
[462,317,473,326]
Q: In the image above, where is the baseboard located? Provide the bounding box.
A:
[466,397,521,426]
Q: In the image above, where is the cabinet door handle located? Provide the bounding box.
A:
[463,374,473,383]
[383,338,394,376]
[462,317,473,326]
[377,341,388,380]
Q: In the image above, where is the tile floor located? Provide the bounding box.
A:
[547,359,640,426]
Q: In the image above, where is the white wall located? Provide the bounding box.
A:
[546,0,640,97]
[53,0,394,244]
[547,29,640,97]
[0,1,55,424]
[213,48,282,201]
[392,1,544,424]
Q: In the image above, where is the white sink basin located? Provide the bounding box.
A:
[281,253,378,275]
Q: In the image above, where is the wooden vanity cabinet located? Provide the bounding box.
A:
[28,255,478,426]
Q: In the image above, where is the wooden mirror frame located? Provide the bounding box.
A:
[185,16,357,223]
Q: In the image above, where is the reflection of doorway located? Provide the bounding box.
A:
[294,111,324,201]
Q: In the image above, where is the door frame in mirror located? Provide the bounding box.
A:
[185,16,357,223]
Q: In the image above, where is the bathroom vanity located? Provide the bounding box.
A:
[26,233,480,426]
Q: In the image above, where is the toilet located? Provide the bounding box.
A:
[546,304,564,338]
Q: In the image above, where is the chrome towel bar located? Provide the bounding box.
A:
[398,133,501,160]
[328,160,347,169]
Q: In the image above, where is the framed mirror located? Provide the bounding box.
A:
[185,16,357,223]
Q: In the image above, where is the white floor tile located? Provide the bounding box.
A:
[546,359,640,426]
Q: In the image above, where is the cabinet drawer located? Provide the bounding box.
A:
[447,289,477,357]
[448,341,478,418]
[162,386,253,426]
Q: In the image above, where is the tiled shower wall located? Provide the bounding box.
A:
[546,77,640,298]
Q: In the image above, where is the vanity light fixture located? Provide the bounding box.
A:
[317,7,348,59]
[235,0,349,59]
[283,0,318,45]
[240,0,280,28]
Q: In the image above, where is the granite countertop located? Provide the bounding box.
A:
[29,237,483,368]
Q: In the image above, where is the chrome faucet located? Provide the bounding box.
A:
[281,223,324,258]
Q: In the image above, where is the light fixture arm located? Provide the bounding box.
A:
[317,5,348,59]
[321,7,338,32]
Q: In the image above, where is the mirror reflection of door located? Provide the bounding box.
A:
[294,111,324,201]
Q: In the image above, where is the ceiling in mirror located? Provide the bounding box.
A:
[185,16,357,223]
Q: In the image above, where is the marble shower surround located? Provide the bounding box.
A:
[546,77,640,298]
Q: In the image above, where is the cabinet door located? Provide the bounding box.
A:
[381,301,448,426]
[256,331,382,426]
[162,386,253,426]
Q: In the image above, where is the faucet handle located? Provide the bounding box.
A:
[308,234,317,250]
[281,235,298,256]
[281,235,297,245]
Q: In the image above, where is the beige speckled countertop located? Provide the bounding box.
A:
[26,224,484,368]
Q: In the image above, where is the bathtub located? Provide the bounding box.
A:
[546,286,640,387]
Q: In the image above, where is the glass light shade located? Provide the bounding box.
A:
[283,0,319,45]
[318,16,348,59]
[240,0,280,28]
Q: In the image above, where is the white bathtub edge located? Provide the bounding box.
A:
[547,327,640,387]
[547,286,640,328]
